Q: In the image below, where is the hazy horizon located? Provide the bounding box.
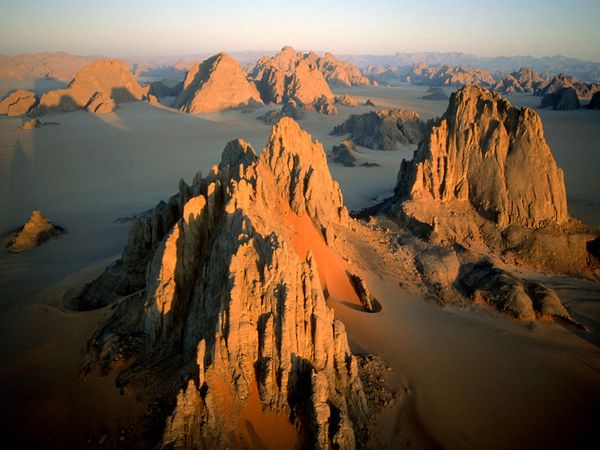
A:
[1,0,599,61]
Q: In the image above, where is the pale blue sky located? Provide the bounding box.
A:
[1,0,599,60]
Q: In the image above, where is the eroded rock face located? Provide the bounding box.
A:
[312,52,370,87]
[389,86,599,277]
[251,46,334,105]
[86,91,117,113]
[331,109,425,150]
[257,99,305,124]
[493,67,545,94]
[395,85,568,229]
[0,89,38,116]
[7,209,65,253]
[540,87,580,110]
[422,87,448,101]
[32,59,148,115]
[83,118,375,448]
[175,53,263,113]
[335,95,358,107]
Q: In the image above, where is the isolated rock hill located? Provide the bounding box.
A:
[389,85,598,276]
[540,87,581,110]
[80,118,385,448]
[534,73,600,99]
[251,46,334,106]
[330,140,358,167]
[492,67,545,94]
[6,209,65,253]
[404,63,495,87]
[331,109,425,150]
[422,87,448,100]
[174,53,263,113]
[0,89,38,116]
[32,59,148,115]
[306,51,370,87]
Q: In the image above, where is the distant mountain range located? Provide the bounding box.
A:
[337,52,600,82]
[1,50,599,83]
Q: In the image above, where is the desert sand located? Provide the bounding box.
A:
[0,81,599,448]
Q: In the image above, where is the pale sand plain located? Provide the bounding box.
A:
[0,81,599,449]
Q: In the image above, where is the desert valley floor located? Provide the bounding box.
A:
[0,82,599,449]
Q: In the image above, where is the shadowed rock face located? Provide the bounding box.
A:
[540,87,581,110]
[32,59,148,115]
[395,85,568,229]
[83,118,375,449]
[175,53,263,113]
[251,46,334,105]
[7,209,65,253]
[0,89,38,116]
[422,87,448,100]
[589,91,600,109]
[331,140,358,167]
[331,109,425,150]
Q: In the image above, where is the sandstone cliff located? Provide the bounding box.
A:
[82,118,384,448]
[535,73,600,100]
[331,109,425,150]
[390,85,598,277]
[0,89,38,116]
[175,53,263,113]
[404,63,495,87]
[251,46,334,106]
[32,59,148,115]
[310,52,370,87]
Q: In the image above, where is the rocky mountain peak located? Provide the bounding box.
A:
[394,85,569,229]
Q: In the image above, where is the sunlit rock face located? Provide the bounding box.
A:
[85,118,371,449]
[6,209,65,253]
[0,89,38,116]
[251,46,334,105]
[395,85,568,229]
[390,86,599,277]
[174,53,263,113]
[32,59,148,115]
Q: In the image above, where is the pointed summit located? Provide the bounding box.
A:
[175,53,263,113]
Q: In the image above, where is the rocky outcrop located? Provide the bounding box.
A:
[395,86,568,229]
[0,51,97,81]
[456,258,574,321]
[312,95,337,115]
[331,140,358,167]
[390,86,599,277]
[0,89,38,116]
[251,46,334,105]
[174,53,263,113]
[32,59,148,115]
[492,67,545,94]
[6,210,65,253]
[311,52,370,87]
[82,118,380,448]
[257,99,305,124]
[540,87,580,110]
[588,92,600,109]
[404,63,495,87]
[335,95,358,107]
[534,73,600,100]
[147,80,183,98]
[422,87,448,100]
[331,109,425,150]
[85,91,117,113]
